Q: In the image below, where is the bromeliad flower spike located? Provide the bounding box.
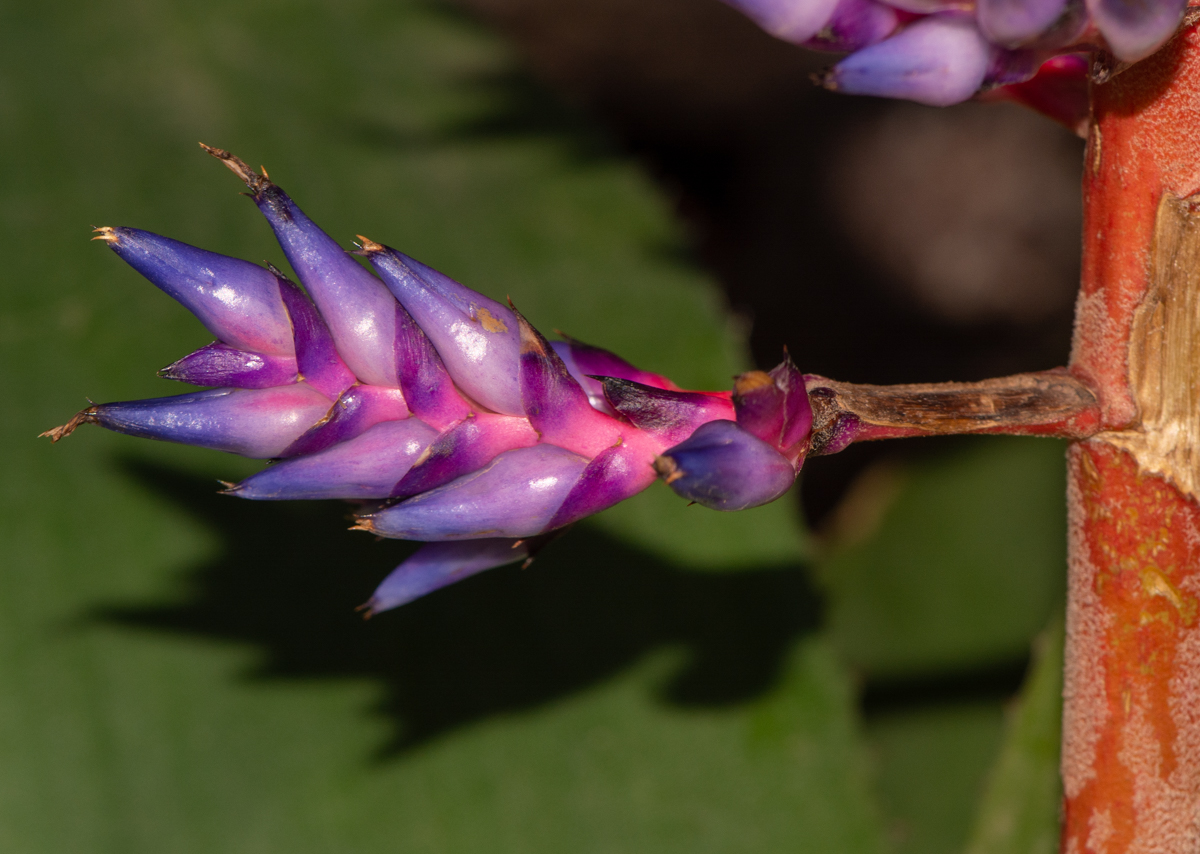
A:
[43,146,1099,614]
[41,146,819,614]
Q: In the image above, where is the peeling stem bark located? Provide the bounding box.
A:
[804,370,1101,455]
[1061,23,1200,854]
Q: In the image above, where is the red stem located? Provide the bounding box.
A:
[1062,25,1200,853]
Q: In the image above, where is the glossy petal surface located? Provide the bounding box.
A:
[103,228,294,356]
[93,385,332,458]
[231,418,438,499]
[254,186,401,388]
[366,243,523,415]
[360,444,589,540]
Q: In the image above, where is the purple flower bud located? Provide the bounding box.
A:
[654,420,797,511]
[229,418,439,500]
[803,0,900,52]
[722,0,842,43]
[821,13,992,106]
[601,379,736,445]
[360,240,524,416]
[90,385,332,458]
[546,435,661,529]
[365,537,541,614]
[282,383,410,457]
[160,343,299,389]
[356,444,589,540]
[275,276,358,400]
[517,311,623,457]
[203,147,400,389]
[95,227,294,357]
[1087,0,1187,61]
[978,0,1069,47]
[393,300,472,430]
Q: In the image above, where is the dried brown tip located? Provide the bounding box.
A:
[355,601,376,621]
[265,262,293,282]
[734,370,774,397]
[349,519,375,533]
[355,235,385,253]
[91,226,118,244]
[199,143,272,193]
[810,69,837,92]
[39,406,99,443]
[653,454,685,485]
[512,305,547,356]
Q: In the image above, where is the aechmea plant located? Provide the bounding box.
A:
[722,0,1192,126]
[43,146,818,615]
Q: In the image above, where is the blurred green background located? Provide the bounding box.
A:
[2,1,1069,851]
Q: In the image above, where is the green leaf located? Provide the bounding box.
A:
[963,618,1064,854]
[815,438,1068,854]
[819,437,1067,676]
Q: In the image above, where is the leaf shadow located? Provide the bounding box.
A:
[95,458,822,756]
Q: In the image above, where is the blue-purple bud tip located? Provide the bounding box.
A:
[365,537,550,615]
[654,420,797,511]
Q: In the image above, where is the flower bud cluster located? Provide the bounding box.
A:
[724,0,1188,114]
[47,148,814,613]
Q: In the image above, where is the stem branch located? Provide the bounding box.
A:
[805,370,1101,455]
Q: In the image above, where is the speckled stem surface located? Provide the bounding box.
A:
[1062,20,1200,853]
